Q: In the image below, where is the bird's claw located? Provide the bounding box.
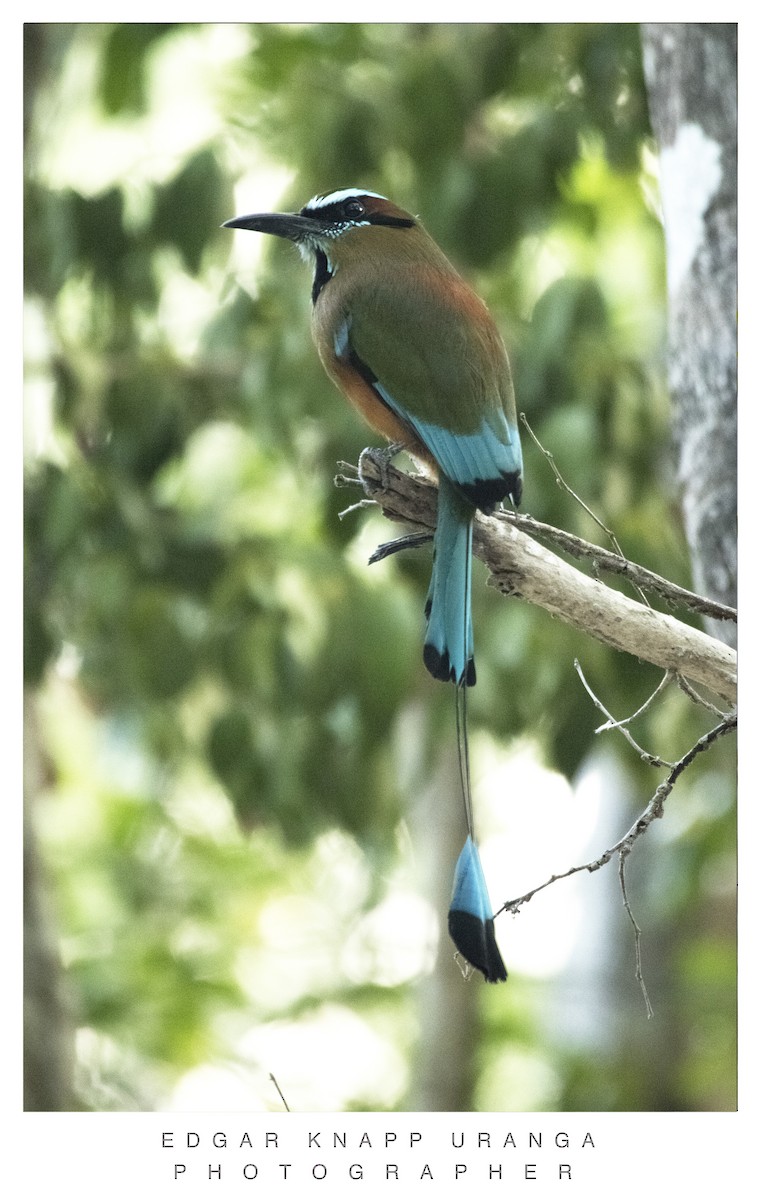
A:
[358,443,404,495]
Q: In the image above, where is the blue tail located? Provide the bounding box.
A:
[423,477,476,687]
[448,837,507,983]
[421,477,508,982]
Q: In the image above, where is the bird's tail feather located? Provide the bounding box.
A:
[423,476,507,982]
[423,477,476,687]
[448,836,507,983]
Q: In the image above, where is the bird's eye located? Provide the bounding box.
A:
[343,199,365,219]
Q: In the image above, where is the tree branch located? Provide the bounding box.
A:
[495,509,737,625]
[337,456,737,706]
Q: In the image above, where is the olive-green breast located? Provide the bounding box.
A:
[313,224,516,438]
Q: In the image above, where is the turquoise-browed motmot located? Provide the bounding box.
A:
[224,189,522,982]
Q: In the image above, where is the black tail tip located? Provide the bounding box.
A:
[448,910,508,983]
[423,643,477,687]
[462,469,523,513]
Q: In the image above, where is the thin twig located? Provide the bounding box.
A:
[594,670,672,734]
[498,712,736,918]
[269,1073,290,1112]
[573,657,731,1015]
[619,849,654,1018]
[337,498,377,520]
[575,659,674,768]
[519,412,652,607]
[368,532,434,563]
[675,673,729,718]
[453,951,474,981]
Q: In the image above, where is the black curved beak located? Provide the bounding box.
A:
[222,212,318,242]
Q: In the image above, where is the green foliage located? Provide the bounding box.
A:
[24,22,734,1112]
[151,148,230,274]
[98,24,178,115]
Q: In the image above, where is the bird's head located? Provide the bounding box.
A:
[223,187,416,264]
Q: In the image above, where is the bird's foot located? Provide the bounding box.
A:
[358,443,404,495]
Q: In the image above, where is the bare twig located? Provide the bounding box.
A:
[619,850,654,1018]
[595,671,673,733]
[675,673,729,719]
[337,498,377,520]
[453,951,474,981]
[498,712,736,918]
[519,412,652,607]
[269,1073,290,1112]
[574,659,674,768]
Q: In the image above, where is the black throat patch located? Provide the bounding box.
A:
[311,250,333,304]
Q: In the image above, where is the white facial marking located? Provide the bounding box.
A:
[304,187,388,211]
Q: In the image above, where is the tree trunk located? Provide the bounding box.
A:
[640,24,737,647]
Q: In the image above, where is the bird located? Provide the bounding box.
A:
[224,188,522,982]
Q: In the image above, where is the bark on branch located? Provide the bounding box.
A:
[338,456,737,707]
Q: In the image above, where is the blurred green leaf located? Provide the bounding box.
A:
[98,23,178,115]
[151,148,228,275]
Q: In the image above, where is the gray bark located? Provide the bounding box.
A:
[641,24,737,647]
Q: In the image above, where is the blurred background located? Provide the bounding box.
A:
[23,22,735,1112]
